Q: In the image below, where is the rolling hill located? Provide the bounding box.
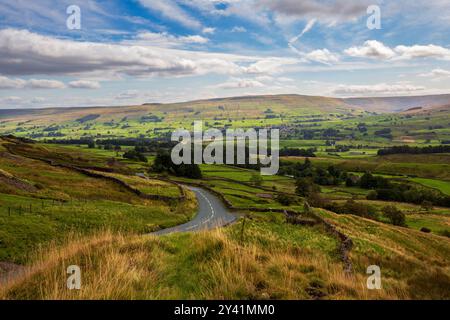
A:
[1,94,450,125]
[344,94,450,113]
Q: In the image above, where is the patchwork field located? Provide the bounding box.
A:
[1,94,449,300]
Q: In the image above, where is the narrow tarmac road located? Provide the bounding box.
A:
[152,186,236,235]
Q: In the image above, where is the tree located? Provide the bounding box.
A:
[306,192,331,208]
[342,199,375,219]
[152,150,202,179]
[295,178,321,197]
[421,200,434,212]
[359,173,381,189]
[250,174,263,187]
[383,205,406,226]
[366,190,378,200]
[114,145,122,156]
[346,174,360,187]
[276,193,295,206]
[123,150,147,162]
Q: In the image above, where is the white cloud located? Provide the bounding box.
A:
[0,76,26,89]
[257,0,371,25]
[0,96,22,103]
[129,32,209,48]
[345,40,396,60]
[419,68,450,78]
[202,27,216,34]
[305,49,339,65]
[231,26,247,33]
[345,40,450,61]
[333,83,426,96]
[27,79,65,89]
[394,44,450,60]
[243,57,300,75]
[31,97,46,103]
[277,77,294,82]
[137,0,201,29]
[68,80,101,89]
[116,90,140,100]
[289,44,340,65]
[180,35,209,44]
[0,76,65,89]
[0,29,254,78]
[177,0,371,26]
[213,78,265,90]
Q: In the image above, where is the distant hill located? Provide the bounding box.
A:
[344,94,450,113]
[1,94,450,124]
[0,95,357,124]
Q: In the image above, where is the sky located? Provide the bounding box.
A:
[0,0,450,109]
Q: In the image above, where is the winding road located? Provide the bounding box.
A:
[152,186,236,235]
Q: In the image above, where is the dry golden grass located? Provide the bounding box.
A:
[316,209,450,299]
[0,226,412,300]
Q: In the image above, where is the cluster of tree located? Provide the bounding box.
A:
[152,151,202,179]
[276,193,297,206]
[45,137,174,150]
[306,193,378,220]
[76,114,100,123]
[97,138,174,148]
[357,123,368,133]
[306,193,406,226]
[347,173,450,207]
[123,149,148,162]
[44,138,96,145]
[323,128,340,138]
[279,147,316,157]
[329,199,377,220]
[46,132,65,137]
[325,145,350,153]
[291,161,450,208]
[345,172,391,189]
[368,186,450,207]
[99,144,122,153]
[378,145,450,156]
[374,128,393,139]
[43,125,61,132]
[140,115,164,123]
[382,205,406,226]
[282,158,347,186]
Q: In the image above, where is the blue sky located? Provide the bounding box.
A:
[0,0,449,108]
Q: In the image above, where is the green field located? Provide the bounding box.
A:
[410,178,450,196]
[1,95,450,300]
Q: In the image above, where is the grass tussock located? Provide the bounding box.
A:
[0,226,409,300]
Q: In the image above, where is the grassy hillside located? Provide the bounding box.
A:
[2,208,449,299]
[0,137,196,263]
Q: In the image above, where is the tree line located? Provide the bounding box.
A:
[378,145,450,156]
